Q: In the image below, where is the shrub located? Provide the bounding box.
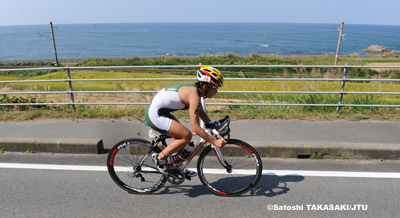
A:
[0,95,50,111]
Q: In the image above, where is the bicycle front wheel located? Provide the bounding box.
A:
[197,139,262,196]
[107,138,166,194]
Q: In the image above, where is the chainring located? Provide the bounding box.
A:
[167,168,185,185]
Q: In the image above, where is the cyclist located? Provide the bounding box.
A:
[145,65,227,177]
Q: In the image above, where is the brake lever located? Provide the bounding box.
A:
[218,115,230,124]
[212,128,230,140]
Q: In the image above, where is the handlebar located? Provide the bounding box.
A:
[205,115,231,139]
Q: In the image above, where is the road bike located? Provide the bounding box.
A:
[107,115,262,196]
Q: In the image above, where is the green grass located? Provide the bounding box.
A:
[1,55,399,121]
[2,98,398,122]
[0,69,59,79]
[26,148,34,155]
[3,54,400,78]
[311,149,328,159]
[72,54,399,67]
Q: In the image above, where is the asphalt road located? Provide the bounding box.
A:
[1,153,399,218]
[1,119,399,217]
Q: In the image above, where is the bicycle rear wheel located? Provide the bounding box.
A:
[107,138,166,194]
[197,139,262,196]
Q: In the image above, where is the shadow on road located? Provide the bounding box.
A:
[154,174,304,197]
[251,174,304,197]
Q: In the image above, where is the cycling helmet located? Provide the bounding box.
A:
[197,66,224,88]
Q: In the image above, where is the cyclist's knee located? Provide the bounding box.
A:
[181,130,192,143]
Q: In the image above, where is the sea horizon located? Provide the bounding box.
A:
[2,21,400,27]
[1,22,400,60]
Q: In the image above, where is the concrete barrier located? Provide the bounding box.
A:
[249,141,400,159]
[0,137,103,154]
[1,137,399,159]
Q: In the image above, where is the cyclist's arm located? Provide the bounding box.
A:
[198,103,211,124]
[188,96,226,148]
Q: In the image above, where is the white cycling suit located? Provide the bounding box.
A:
[145,83,195,134]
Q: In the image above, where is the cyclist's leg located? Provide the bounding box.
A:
[146,107,191,160]
[167,114,197,177]
[158,119,192,159]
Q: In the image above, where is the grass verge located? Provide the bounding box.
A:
[1,55,399,121]
[1,98,399,122]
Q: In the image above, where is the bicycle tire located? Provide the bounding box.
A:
[197,139,262,196]
[107,138,166,194]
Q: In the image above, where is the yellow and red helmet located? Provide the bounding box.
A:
[197,66,224,88]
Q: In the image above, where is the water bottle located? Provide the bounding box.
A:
[179,142,194,160]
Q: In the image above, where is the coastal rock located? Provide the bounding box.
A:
[362,45,387,53]
[362,44,400,54]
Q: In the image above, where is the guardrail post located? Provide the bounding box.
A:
[336,63,348,114]
[66,66,76,113]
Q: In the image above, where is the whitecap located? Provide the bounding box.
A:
[261,44,270,47]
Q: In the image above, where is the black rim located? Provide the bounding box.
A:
[197,139,262,196]
[107,139,166,194]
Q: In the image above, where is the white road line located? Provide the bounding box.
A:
[0,163,107,171]
[261,170,400,179]
[1,163,400,178]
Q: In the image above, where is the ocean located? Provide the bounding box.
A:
[1,23,400,60]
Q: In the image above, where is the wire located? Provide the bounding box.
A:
[36,32,52,40]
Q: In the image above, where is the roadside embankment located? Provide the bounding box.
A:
[0,137,103,154]
[0,119,399,159]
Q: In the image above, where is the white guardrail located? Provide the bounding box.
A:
[1,64,400,113]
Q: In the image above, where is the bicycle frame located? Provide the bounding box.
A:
[148,128,229,172]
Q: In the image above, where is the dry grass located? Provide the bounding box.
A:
[366,62,400,72]
[2,70,400,103]
[1,69,399,121]
[0,76,20,81]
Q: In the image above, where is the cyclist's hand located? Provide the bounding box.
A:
[214,138,227,148]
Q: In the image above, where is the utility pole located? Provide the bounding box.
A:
[50,22,59,66]
[335,22,344,65]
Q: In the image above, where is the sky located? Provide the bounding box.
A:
[1,0,399,26]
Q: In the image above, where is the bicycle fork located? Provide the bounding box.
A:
[211,145,232,173]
